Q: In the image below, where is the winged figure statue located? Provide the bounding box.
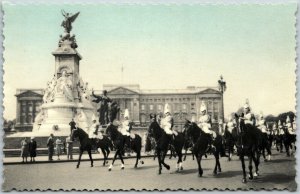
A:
[61,10,80,33]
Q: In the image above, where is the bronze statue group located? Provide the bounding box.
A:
[69,92,297,183]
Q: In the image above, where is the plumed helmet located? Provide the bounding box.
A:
[243,99,250,110]
[278,120,282,126]
[200,101,207,112]
[164,103,171,114]
[124,109,130,119]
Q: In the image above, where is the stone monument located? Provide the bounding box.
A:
[17,11,95,136]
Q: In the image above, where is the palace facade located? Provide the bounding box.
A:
[15,84,224,131]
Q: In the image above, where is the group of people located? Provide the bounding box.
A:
[47,134,74,161]
[20,137,37,163]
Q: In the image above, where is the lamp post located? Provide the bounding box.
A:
[218,75,226,121]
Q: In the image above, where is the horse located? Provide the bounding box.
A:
[184,120,223,177]
[148,120,185,174]
[223,126,236,161]
[106,124,144,170]
[233,114,262,183]
[70,127,114,168]
[282,127,296,156]
[182,127,195,161]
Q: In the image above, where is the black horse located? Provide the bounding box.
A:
[71,127,114,168]
[106,124,144,170]
[233,114,262,183]
[184,120,223,177]
[283,127,296,156]
[148,120,185,174]
[223,126,236,161]
[182,127,195,161]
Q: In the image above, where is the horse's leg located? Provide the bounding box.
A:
[285,141,290,156]
[108,149,119,171]
[76,150,83,168]
[157,149,162,175]
[134,151,139,168]
[175,148,183,172]
[240,154,247,183]
[248,155,253,180]
[101,148,106,166]
[106,148,110,164]
[119,150,125,170]
[183,148,187,161]
[197,154,203,177]
[88,150,93,167]
[252,152,260,177]
[161,150,170,170]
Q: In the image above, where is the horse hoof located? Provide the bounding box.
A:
[134,165,137,169]
[158,170,162,175]
[121,167,124,170]
[198,174,202,177]
[248,174,253,180]
[141,161,144,165]
[180,166,183,171]
[218,168,221,173]
[106,161,109,164]
[213,171,217,175]
[242,178,247,183]
[108,168,112,171]
[254,172,258,178]
[76,165,79,168]
[91,165,93,167]
[166,165,170,170]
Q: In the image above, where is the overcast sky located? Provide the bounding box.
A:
[3,3,296,120]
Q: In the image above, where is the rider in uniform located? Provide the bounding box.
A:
[120,109,133,153]
[286,116,296,135]
[226,115,236,134]
[241,100,256,127]
[197,101,216,138]
[161,103,175,137]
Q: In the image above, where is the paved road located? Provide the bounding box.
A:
[3,151,296,191]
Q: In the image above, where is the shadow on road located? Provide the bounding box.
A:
[252,173,296,184]
[214,170,242,178]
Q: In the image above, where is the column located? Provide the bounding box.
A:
[16,99,21,124]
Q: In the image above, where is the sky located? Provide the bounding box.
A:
[3,3,297,120]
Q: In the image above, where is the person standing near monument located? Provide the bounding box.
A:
[28,137,37,162]
[92,89,112,126]
[47,134,55,161]
[55,137,63,160]
[66,135,73,160]
[20,137,29,163]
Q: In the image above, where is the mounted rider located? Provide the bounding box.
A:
[120,109,134,152]
[161,103,175,137]
[286,116,296,135]
[278,120,285,135]
[257,113,267,134]
[197,101,216,139]
[89,114,103,140]
[241,100,256,126]
[226,115,236,134]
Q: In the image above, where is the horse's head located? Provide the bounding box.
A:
[70,127,79,141]
[106,124,119,140]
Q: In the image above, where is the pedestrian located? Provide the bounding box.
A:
[47,133,55,161]
[55,137,63,160]
[28,137,37,162]
[20,137,29,163]
[66,135,73,160]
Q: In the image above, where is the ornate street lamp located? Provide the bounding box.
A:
[218,75,226,121]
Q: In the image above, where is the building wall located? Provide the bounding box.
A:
[15,86,224,131]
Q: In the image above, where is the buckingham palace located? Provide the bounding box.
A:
[14,83,225,131]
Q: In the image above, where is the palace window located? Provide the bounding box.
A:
[141,104,145,111]
[191,103,195,111]
[157,104,162,111]
[182,104,187,110]
[149,104,154,110]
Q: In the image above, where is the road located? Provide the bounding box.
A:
[3,150,296,191]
